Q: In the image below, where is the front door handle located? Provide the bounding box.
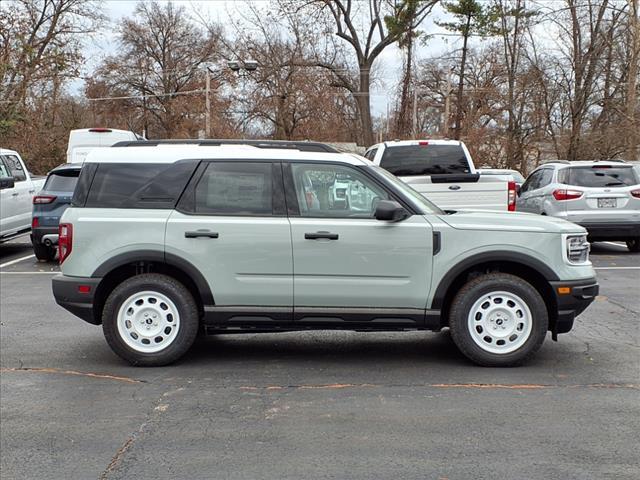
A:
[448,185,461,190]
[185,230,219,239]
[11,192,19,197]
[305,231,339,240]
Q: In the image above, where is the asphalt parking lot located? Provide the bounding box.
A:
[0,237,638,480]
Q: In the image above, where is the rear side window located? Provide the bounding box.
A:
[193,162,273,215]
[2,155,26,181]
[83,161,198,209]
[559,166,639,188]
[45,170,80,192]
[380,145,470,176]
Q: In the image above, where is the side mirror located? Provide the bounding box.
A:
[374,200,407,222]
[0,177,15,190]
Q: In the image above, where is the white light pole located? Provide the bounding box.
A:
[228,60,258,138]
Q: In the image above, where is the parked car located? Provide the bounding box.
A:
[31,163,82,261]
[67,128,141,164]
[517,160,640,252]
[0,148,46,243]
[52,143,598,367]
[477,168,526,188]
[364,140,517,212]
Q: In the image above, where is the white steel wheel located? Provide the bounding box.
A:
[467,290,533,354]
[116,290,180,353]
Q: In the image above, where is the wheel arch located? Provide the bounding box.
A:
[431,252,559,330]
[91,251,214,324]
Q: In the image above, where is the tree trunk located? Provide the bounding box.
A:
[626,0,639,161]
[357,64,374,147]
[453,14,472,140]
[396,32,414,138]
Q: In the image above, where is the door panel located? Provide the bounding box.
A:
[290,216,433,308]
[165,213,293,306]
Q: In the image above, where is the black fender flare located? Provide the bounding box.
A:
[430,251,559,309]
[91,250,214,306]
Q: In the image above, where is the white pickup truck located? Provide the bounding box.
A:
[0,148,46,242]
[364,140,516,211]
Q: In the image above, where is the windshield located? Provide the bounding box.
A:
[370,165,444,215]
[560,166,639,188]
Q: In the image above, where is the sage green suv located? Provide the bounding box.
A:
[52,142,598,367]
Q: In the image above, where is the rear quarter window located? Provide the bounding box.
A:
[82,161,198,209]
[380,145,470,176]
[559,166,639,187]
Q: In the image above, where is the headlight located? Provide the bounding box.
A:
[566,234,590,264]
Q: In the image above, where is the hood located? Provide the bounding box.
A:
[438,210,586,234]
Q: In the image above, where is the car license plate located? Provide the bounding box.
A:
[597,198,616,208]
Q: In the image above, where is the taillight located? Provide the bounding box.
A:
[507,180,517,211]
[33,195,57,204]
[32,217,39,228]
[418,141,429,146]
[631,190,640,199]
[553,189,584,201]
[59,223,73,264]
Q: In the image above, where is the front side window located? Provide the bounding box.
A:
[194,162,273,215]
[538,169,554,188]
[2,155,26,181]
[291,163,389,218]
[521,170,542,193]
[0,158,10,178]
[379,145,470,176]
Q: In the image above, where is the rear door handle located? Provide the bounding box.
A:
[305,231,339,240]
[185,230,219,239]
[11,192,19,197]
[448,185,461,190]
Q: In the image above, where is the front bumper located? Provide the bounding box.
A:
[578,222,640,240]
[549,277,599,336]
[52,275,102,325]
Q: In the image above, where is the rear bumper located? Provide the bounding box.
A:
[52,275,102,325]
[550,277,599,335]
[577,222,640,240]
[31,226,58,244]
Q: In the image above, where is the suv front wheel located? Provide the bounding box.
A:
[448,273,548,367]
[102,274,199,366]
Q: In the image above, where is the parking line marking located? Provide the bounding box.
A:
[0,254,35,268]
[594,267,640,270]
[0,271,58,274]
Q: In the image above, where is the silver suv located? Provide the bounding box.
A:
[517,161,640,252]
[52,144,598,367]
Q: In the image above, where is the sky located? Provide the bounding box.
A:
[79,0,461,116]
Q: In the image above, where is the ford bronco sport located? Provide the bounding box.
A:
[52,144,598,367]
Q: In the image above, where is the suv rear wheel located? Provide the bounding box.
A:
[102,274,199,366]
[32,241,56,262]
[448,273,548,367]
[626,237,640,252]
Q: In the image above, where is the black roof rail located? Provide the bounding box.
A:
[111,139,339,153]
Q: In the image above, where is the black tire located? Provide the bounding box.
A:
[626,238,640,252]
[32,241,56,262]
[102,274,199,366]
[448,273,548,367]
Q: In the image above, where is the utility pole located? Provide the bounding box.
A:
[442,65,453,137]
[413,89,418,138]
[205,70,211,138]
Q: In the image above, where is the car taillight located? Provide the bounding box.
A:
[507,180,517,211]
[59,223,73,264]
[418,141,429,146]
[553,189,583,201]
[631,190,640,199]
[33,195,57,204]
[32,217,39,228]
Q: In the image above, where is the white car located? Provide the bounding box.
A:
[0,148,46,242]
[364,140,517,212]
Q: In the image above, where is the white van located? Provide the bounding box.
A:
[66,128,140,164]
